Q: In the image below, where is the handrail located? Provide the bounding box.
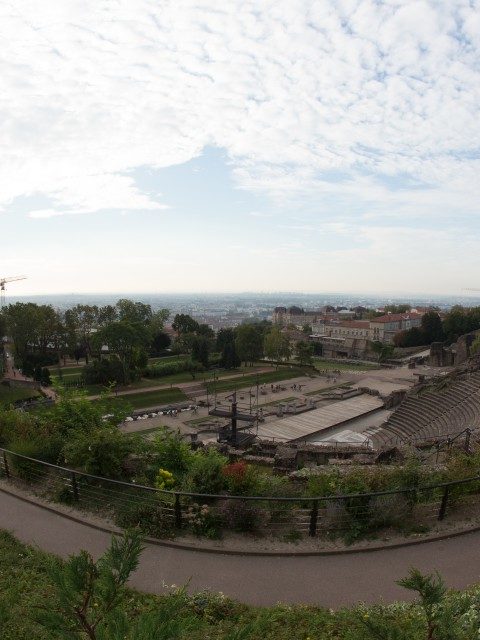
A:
[2,446,480,503]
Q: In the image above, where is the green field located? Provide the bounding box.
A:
[313,358,379,371]
[0,385,41,408]
[97,387,187,410]
[52,364,86,375]
[142,365,267,388]
[147,354,188,364]
[204,367,308,394]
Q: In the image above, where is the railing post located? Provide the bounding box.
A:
[174,493,182,529]
[71,472,79,502]
[309,500,319,537]
[2,452,10,479]
[438,485,450,521]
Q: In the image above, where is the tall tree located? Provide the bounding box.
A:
[217,329,240,369]
[93,321,150,383]
[116,299,152,324]
[263,327,291,362]
[70,305,99,363]
[235,324,264,365]
[172,314,199,335]
[191,336,210,368]
[296,340,314,365]
[421,311,445,343]
[3,303,44,361]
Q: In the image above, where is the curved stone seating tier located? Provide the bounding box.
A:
[368,372,480,448]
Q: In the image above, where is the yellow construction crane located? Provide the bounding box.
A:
[0,276,27,308]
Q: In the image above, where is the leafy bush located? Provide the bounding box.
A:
[6,439,47,482]
[62,428,139,479]
[114,499,174,538]
[0,409,37,447]
[218,499,265,533]
[183,449,228,495]
[222,461,260,496]
[45,388,129,437]
[83,357,125,385]
[184,503,222,539]
[152,427,194,477]
[21,352,59,377]
[144,360,191,378]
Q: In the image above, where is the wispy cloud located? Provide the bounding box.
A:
[1,1,479,221]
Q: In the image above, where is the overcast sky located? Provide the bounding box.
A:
[2,1,480,296]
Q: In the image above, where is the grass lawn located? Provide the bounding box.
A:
[313,358,380,371]
[142,365,270,388]
[0,385,41,408]
[204,367,308,394]
[130,425,169,437]
[51,365,86,375]
[147,354,188,364]
[97,387,187,410]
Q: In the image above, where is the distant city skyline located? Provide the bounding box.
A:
[2,2,480,296]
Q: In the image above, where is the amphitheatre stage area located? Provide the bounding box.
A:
[121,359,454,448]
[255,394,384,442]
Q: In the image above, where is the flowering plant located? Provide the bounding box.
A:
[155,468,175,490]
[185,502,221,539]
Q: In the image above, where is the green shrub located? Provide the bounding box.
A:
[218,499,265,533]
[83,357,125,385]
[0,409,37,447]
[222,461,261,496]
[62,428,138,479]
[184,503,222,539]
[114,499,174,538]
[144,360,190,378]
[7,439,47,482]
[152,427,194,477]
[45,389,129,437]
[183,449,228,495]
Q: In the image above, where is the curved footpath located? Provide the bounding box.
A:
[1,489,480,608]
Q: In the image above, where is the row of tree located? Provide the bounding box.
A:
[394,308,480,349]
[1,300,173,383]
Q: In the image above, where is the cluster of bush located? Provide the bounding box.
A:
[144,354,223,379]
[2,391,480,544]
[21,352,58,378]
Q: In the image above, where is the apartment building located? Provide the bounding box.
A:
[369,313,423,344]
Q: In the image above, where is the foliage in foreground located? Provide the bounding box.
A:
[1,529,480,639]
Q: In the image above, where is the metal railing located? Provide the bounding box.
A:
[1,446,480,541]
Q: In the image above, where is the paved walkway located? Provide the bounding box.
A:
[1,489,480,608]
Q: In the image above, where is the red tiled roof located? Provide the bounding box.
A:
[326,321,370,329]
[371,313,422,324]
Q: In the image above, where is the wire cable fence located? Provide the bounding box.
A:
[1,446,480,543]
